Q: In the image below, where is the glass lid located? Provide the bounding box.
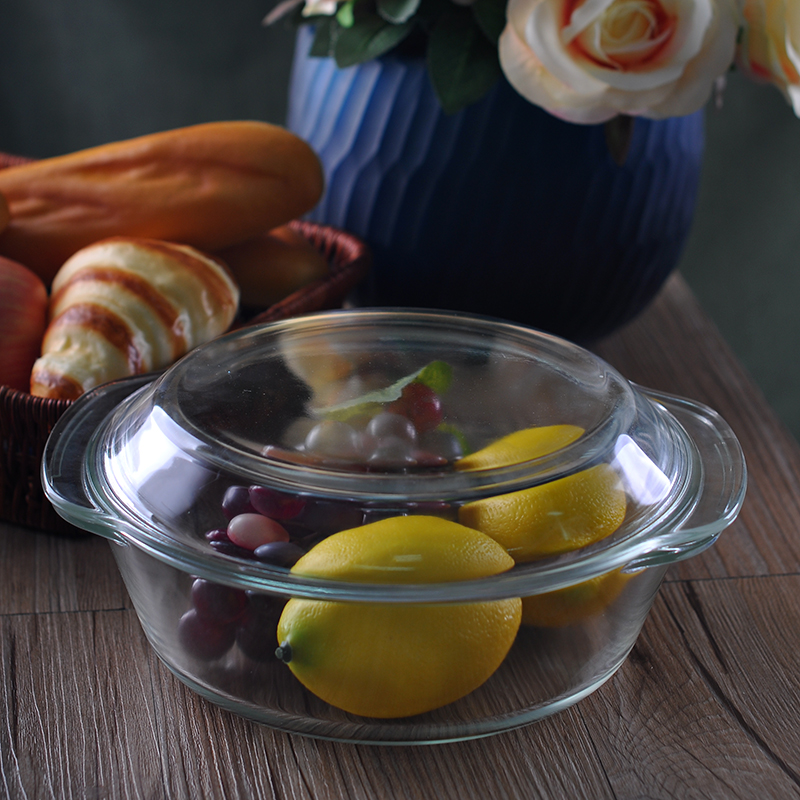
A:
[76,309,704,598]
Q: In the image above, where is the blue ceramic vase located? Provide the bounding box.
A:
[286,27,704,342]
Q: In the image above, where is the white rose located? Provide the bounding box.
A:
[498,0,741,123]
[737,0,800,115]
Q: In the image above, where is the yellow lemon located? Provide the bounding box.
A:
[458,463,627,561]
[455,424,585,471]
[455,424,628,627]
[276,515,522,719]
[520,568,632,628]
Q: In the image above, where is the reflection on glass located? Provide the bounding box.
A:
[612,435,670,505]
[123,407,213,519]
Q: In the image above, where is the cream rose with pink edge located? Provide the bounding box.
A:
[498,0,741,123]
[737,0,800,114]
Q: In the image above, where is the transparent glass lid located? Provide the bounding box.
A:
[77,309,714,597]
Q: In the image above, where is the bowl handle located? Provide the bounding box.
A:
[623,390,747,571]
[42,375,156,542]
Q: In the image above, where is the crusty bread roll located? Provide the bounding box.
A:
[215,224,329,310]
[30,237,240,400]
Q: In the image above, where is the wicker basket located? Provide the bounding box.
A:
[0,153,371,535]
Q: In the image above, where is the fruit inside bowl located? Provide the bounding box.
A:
[42,308,746,744]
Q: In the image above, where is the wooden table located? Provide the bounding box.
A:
[2,273,799,799]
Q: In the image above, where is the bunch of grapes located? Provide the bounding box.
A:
[180,381,465,662]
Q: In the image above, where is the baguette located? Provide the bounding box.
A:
[30,237,240,400]
[0,121,324,283]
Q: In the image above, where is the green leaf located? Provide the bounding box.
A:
[336,0,355,28]
[334,14,416,66]
[316,361,453,419]
[414,0,452,27]
[414,360,453,394]
[427,9,502,114]
[472,0,507,44]
[310,18,337,56]
[377,0,422,24]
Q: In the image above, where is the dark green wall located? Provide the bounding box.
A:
[2,0,797,444]
[0,0,295,156]
[678,71,800,444]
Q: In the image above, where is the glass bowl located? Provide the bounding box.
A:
[42,309,746,745]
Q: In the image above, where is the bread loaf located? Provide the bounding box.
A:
[215,224,330,310]
[30,237,240,400]
[0,121,324,283]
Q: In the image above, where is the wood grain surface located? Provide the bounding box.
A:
[2,273,799,799]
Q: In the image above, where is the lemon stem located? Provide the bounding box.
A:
[275,642,293,663]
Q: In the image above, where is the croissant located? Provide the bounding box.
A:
[30,237,240,400]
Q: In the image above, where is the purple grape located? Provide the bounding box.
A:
[236,593,285,662]
[366,412,418,443]
[280,520,311,541]
[208,539,256,559]
[418,429,464,461]
[388,383,443,432]
[253,541,306,567]
[245,590,284,616]
[293,498,364,535]
[248,486,306,520]
[366,436,417,470]
[294,530,330,550]
[191,579,248,623]
[303,420,361,460]
[410,450,450,469]
[227,513,290,551]
[221,485,257,520]
[356,430,378,457]
[178,608,235,660]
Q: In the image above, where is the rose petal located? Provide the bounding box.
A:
[524,0,611,93]
[786,29,800,113]
[643,0,738,115]
[581,0,713,90]
[500,20,621,122]
[737,0,800,116]
[562,0,618,43]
